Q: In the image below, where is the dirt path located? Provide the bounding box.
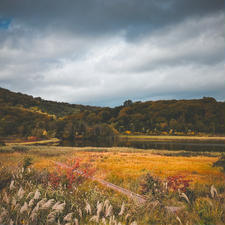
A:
[52,161,184,211]
[53,161,146,204]
[6,138,60,146]
[95,177,147,204]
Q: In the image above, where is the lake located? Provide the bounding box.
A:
[60,136,225,152]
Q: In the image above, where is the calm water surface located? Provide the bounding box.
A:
[61,136,225,152]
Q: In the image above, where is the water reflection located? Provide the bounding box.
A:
[60,136,225,152]
[117,140,225,152]
[60,136,116,147]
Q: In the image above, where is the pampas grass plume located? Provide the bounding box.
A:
[20,202,28,214]
[85,202,92,215]
[41,199,55,209]
[29,198,35,207]
[34,189,41,200]
[74,218,79,225]
[105,204,113,217]
[102,217,106,225]
[26,191,33,199]
[9,180,15,190]
[89,215,99,223]
[3,192,9,204]
[97,202,103,217]
[17,187,25,199]
[53,202,66,213]
[64,212,73,222]
[210,185,218,198]
[47,211,56,223]
[176,216,182,225]
[78,208,82,218]
[118,202,125,216]
[180,192,190,204]
[12,197,17,207]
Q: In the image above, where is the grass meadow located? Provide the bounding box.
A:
[0,145,225,224]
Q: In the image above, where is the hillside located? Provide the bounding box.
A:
[0,87,224,141]
[67,98,225,135]
[112,98,225,135]
[0,105,54,138]
[0,87,99,117]
[0,87,112,141]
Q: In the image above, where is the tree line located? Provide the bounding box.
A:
[0,87,224,142]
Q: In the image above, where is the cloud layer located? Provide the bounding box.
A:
[0,0,224,106]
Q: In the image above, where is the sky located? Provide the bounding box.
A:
[0,0,224,107]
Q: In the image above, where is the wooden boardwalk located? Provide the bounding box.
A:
[53,161,146,204]
[52,161,184,211]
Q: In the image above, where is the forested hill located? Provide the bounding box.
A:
[0,87,224,139]
[0,87,99,117]
[110,98,225,135]
[67,97,225,135]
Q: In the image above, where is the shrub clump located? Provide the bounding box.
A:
[139,173,162,196]
[0,166,12,190]
[0,141,5,146]
[12,146,29,153]
[213,154,225,173]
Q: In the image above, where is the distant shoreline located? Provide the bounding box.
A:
[120,135,225,141]
[4,138,60,146]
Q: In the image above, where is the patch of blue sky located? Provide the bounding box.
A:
[0,18,12,29]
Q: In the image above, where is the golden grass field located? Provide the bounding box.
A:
[1,145,225,225]
[1,145,224,191]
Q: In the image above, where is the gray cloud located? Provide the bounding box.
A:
[0,0,224,106]
[0,0,224,37]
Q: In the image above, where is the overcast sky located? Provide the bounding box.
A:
[0,0,224,106]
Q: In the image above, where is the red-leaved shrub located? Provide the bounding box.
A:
[49,158,95,189]
[167,175,192,192]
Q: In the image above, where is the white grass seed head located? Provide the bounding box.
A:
[20,202,28,214]
[118,202,125,216]
[41,199,55,210]
[210,185,218,198]
[64,212,73,222]
[17,187,25,199]
[85,202,92,215]
[9,180,15,190]
[34,189,41,200]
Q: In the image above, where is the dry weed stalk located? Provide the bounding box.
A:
[176,216,182,225]
[210,185,218,198]
[180,192,190,204]
[118,202,125,216]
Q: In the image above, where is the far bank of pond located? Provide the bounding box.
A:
[60,135,225,152]
[4,135,225,152]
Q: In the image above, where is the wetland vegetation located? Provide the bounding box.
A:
[0,145,225,224]
[0,87,225,224]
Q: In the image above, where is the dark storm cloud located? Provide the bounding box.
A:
[0,0,224,36]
